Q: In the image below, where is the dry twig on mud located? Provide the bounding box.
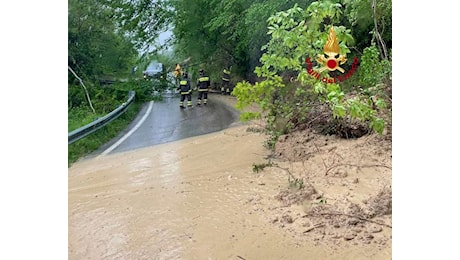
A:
[303,212,392,228]
[273,165,297,181]
[325,163,392,176]
[249,120,266,129]
[303,223,325,233]
[313,141,328,171]
[304,112,330,127]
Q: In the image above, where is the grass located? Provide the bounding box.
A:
[68,102,142,167]
[68,107,106,132]
[252,161,274,173]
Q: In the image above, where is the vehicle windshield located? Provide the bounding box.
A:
[146,62,163,72]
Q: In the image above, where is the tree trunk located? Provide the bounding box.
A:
[68,66,96,114]
[372,0,388,60]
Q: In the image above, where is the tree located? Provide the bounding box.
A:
[68,66,96,114]
[68,0,139,113]
[169,0,316,81]
[232,1,391,144]
[342,0,392,59]
[68,0,137,81]
[112,0,173,53]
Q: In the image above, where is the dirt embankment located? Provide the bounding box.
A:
[217,93,392,253]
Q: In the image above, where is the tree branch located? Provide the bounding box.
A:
[325,163,391,176]
[303,212,392,228]
[68,66,96,114]
[372,0,388,60]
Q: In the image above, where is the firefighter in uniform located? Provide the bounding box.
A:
[178,73,192,108]
[197,69,211,105]
[221,67,231,95]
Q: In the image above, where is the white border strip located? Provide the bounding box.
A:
[99,101,153,157]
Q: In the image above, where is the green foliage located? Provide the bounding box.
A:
[342,0,392,55]
[68,0,142,138]
[68,85,123,114]
[116,80,157,102]
[359,45,392,88]
[288,176,305,190]
[252,161,274,173]
[68,78,160,165]
[68,107,105,132]
[68,102,142,167]
[314,194,327,204]
[232,0,391,140]
[112,0,173,52]
[66,0,191,165]
[263,130,282,150]
[68,0,137,82]
[246,126,265,133]
[170,0,316,82]
[68,0,392,165]
[68,78,158,134]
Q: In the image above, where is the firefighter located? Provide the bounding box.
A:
[196,69,211,105]
[177,73,192,108]
[221,67,231,95]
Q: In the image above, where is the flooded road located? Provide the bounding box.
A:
[70,126,311,259]
[98,94,240,155]
[69,96,390,259]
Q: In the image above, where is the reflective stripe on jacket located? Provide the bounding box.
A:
[179,79,191,93]
[222,69,230,81]
[197,76,210,90]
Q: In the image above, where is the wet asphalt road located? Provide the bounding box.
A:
[98,93,241,155]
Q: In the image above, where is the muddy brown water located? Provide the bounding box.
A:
[69,122,390,260]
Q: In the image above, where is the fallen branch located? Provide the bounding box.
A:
[303,212,392,228]
[325,163,392,176]
[305,111,329,127]
[176,190,192,194]
[272,165,297,181]
[313,141,329,171]
[303,223,325,233]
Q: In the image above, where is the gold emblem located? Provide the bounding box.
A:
[316,26,347,73]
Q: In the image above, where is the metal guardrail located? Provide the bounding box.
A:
[68,91,136,144]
